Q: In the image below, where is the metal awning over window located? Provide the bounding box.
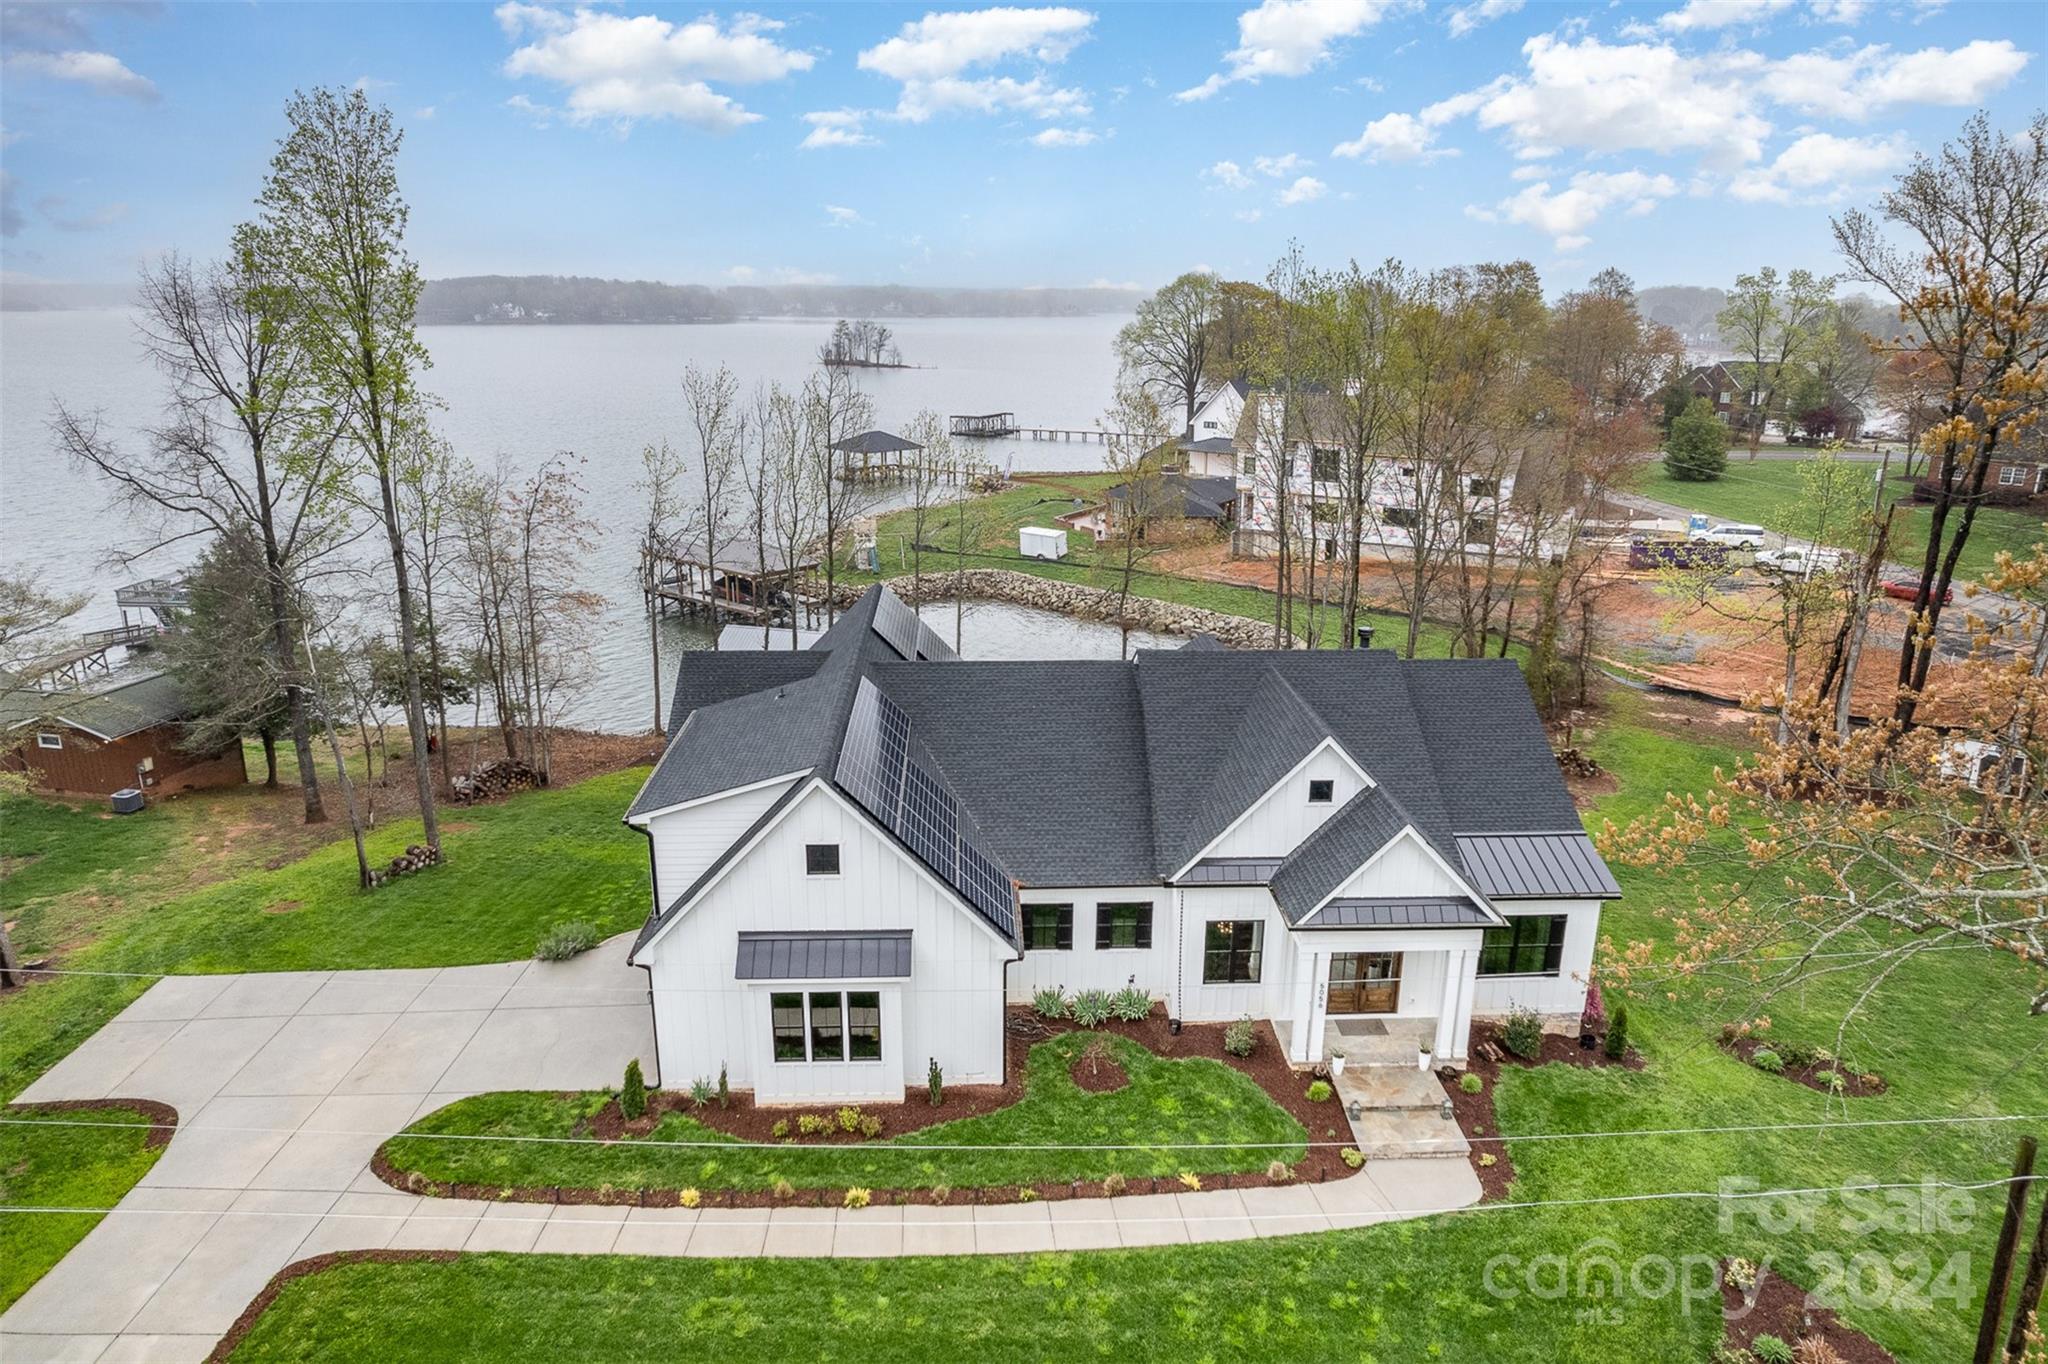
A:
[735,930,912,981]
[1298,897,1496,929]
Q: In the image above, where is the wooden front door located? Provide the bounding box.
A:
[1327,953,1402,1014]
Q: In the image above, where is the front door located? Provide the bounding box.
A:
[1327,952,1402,1014]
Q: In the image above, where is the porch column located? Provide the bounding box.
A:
[1448,949,1478,1063]
[1289,946,1323,1065]
[1433,950,1466,1061]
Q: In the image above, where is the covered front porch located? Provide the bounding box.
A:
[1279,930,1482,1068]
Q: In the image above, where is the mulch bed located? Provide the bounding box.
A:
[1448,1022,1644,1201]
[6,1097,179,1150]
[206,1249,460,1364]
[1069,1040,1130,1093]
[374,1004,1359,1208]
[1721,1261,1897,1364]
[1724,1037,1888,1097]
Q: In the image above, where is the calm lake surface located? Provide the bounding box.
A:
[1,311,1130,729]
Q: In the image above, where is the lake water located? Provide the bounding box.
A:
[1,311,1130,729]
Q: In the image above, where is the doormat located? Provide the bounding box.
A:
[1334,1019,1388,1036]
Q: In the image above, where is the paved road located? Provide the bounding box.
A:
[1,938,1479,1363]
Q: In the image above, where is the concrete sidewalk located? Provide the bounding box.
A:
[1,938,1480,1363]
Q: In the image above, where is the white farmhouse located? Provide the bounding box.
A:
[623,585,1616,1103]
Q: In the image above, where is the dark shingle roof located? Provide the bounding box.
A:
[1160,666,1337,875]
[1402,658,1584,833]
[735,930,912,980]
[0,668,191,741]
[1266,785,1416,924]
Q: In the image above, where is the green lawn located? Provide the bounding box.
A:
[222,692,2048,1363]
[0,1104,168,1311]
[1632,458,2048,585]
[847,474,1478,657]
[385,1032,1308,1195]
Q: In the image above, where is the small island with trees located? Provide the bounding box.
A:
[820,318,910,369]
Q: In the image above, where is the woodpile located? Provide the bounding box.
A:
[452,758,541,804]
[370,843,442,887]
[1553,745,1604,779]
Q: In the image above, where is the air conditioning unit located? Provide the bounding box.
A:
[110,788,145,815]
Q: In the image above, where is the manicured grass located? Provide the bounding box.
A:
[1632,458,2048,585]
[225,692,2048,1363]
[0,792,185,917]
[845,474,1477,657]
[0,1105,167,1311]
[385,1032,1306,1193]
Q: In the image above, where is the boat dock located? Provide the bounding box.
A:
[950,413,1138,443]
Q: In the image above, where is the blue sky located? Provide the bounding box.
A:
[1,1,2040,294]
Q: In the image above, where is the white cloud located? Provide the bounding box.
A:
[1808,0,1869,22]
[857,7,1096,125]
[1277,174,1327,205]
[1648,0,1795,33]
[498,6,814,132]
[1204,159,1252,189]
[1235,207,1264,222]
[1728,130,1909,202]
[1250,152,1308,178]
[824,203,866,226]
[1482,168,1678,248]
[1332,111,1449,162]
[414,105,438,120]
[801,109,879,149]
[1177,0,1414,101]
[504,93,554,127]
[1446,0,1523,39]
[6,49,158,102]
[1030,126,1098,146]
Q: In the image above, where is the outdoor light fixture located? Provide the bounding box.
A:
[1440,1099,1454,1122]
[1347,1101,1363,1121]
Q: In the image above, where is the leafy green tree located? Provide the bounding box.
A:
[160,527,294,784]
[1663,397,1729,481]
[1115,270,1220,439]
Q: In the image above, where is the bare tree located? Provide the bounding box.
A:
[1117,271,1221,440]
[51,246,345,824]
[763,383,823,650]
[1833,112,2048,724]
[254,86,441,854]
[681,363,741,623]
[1716,266,1837,459]
[635,438,687,730]
[0,573,86,984]
[396,418,463,789]
[900,410,951,606]
[1098,383,1174,658]
[802,365,878,621]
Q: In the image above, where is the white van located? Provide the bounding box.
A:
[1690,523,1768,550]
[1754,544,1846,577]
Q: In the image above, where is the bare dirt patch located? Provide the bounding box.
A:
[1070,1038,1130,1093]
[261,899,302,916]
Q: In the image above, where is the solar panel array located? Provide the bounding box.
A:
[872,590,959,663]
[835,679,1017,939]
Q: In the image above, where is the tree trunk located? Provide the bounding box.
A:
[374,453,441,855]
[0,921,23,989]
[256,488,326,824]
[260,728,278,787]
[301,636,372,888]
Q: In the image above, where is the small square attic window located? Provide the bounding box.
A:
[36,732,63,750]
[805,843,841,876]
[1308,779,1334,804]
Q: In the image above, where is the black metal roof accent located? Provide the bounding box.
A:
[735,930,913,980]
[1298,897,1495,929]
[1454,833,1622,899]
[1179,856,1284,884]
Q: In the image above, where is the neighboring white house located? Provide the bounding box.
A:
[623,585,1617,1104]
[1177,379,1249,477]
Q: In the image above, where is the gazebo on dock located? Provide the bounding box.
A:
[650,539,823,627]
[829,429,922,483]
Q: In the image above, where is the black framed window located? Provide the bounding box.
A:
[1383,505,1419,529]
[1203,920,1263,984]
[1311,449,1341,483]
[808,991,844,1061]
[1095,903,1153,950]
[771,992,807,1062]
[1308,778,1334,804]
[805,843,841,875]
[847,991,882,1060]
[1478,915,1568,976]
[1023,904,1073,951]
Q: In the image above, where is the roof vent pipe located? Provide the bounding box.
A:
[1356,625,1375,649]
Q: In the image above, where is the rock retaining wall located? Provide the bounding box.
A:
[828,569,1298,650]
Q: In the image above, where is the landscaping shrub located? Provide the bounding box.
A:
[1266,1159,1293,1181]
[771,1177,795,1200]
[1459,1072,1484,1095]
[1814,1068,1845,1093]
[843,1186,871,1209]
[770,1119,788,1139]
[1102,1171,1126,1195]
[1580,980,1606,1037]
[927,1056,944,1107]
[1749,1334,1793,1364]
[689,1076,714,1108]
[534,919,601,961]
[797,1114,830,1136]
[836,1106,862,1133]
[1017,1185,1039,1202]
[678,1187,700,1209]
[1723,1257,1757,1292]
[1751,1048,1785,1074]
[1478,1153,1497,1168]
[620,1059,647,1120]
[1178,1171,1201,1191]
[1793,1338,1845,1364]
[1340,1148,1364,1169]
[1504,1006,1544,1060]
[1665,396,1729,482]
[1071,989,1113,1027]
[1604,1004,1630,1061]
[858,1114,884,1139]
[1305,1080,1333,1103]
[1032,987,1069,1019]
[1778,1041,1820,1070]
[1222,1016,1257,1058]
[717,1064,730,1110]
[1110,986,1150,1022]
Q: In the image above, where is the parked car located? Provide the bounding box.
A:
[1690,522,1769,550]
[1881,578,1954,605]
[1754,545,1846,577]
[1629,535,1728,571]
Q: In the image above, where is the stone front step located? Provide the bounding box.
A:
[1350,1108,1473,1160]
[1334,1064,1446,1112]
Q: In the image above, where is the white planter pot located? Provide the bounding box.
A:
[1329,1055,1346,1079]
[1417,1051,1432,1073]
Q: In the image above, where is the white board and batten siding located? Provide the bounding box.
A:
[1009,888,1171,1001]
[642,776,800,908]
[636,781,1014,1105]
[1174,885,1297,1023]
[1202,744,1368,862]
[1470,899,1603,1020]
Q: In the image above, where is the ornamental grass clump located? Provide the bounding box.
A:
[1071,989,1113,1027]
[1458,1072,1484,1095]
[1223,1016,1257,1057]
[1305,1079,1333,1103]
[1110,986,1150,1022]
[1032,988,1069,1019]
[535,920,601,961]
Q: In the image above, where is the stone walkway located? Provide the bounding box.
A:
[2,938,1480,1363]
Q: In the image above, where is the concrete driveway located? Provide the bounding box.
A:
[2,936,655,1363]
[1,937,1479,1363]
